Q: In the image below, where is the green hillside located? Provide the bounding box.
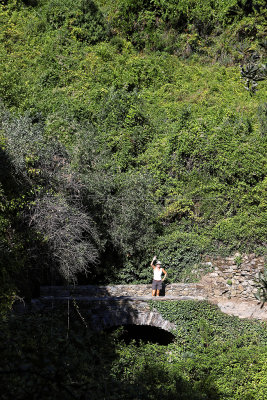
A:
[1,2,267,399]
[0,0,266,294]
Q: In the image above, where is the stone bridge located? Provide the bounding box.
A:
[28,281,267,333]
[13,254,267,328]
[37,284,198,332]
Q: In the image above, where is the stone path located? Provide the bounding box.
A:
[209,297,267,321]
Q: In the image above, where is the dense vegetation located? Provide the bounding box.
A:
[0,2,266,398]
[1,300,267,399]
[0,0,266,296]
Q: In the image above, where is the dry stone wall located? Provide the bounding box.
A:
[200,253,265,300]
[40,253,264,301]
[40,283,206,298]
[37,253,267,322]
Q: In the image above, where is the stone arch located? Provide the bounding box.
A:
[32,294,178,332]
[129,310,176,332]
[87,301,176,333]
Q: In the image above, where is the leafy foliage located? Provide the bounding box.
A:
[100,0,267,54]
[0,0,266,291]
[254,266,267,307]
[150,300,267,350]
[41,0,110,44]
[1,110,101,285]
[0,310,125,400]
[0,3,267,398]
[1,301,267,399]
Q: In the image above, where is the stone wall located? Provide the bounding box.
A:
[40,253,264,301]
[200,253,265,300]
[32,254,267,324]
[40,283,206,298]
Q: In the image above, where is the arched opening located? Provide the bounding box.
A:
[106,324,175,345]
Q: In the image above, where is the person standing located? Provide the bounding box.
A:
[151,256,167,296]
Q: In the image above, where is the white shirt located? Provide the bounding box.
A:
[153,267,162,280]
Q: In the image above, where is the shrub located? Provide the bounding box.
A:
[41,0,110,44]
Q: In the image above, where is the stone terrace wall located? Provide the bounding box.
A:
[201,253,265,300]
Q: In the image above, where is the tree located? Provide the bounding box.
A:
[1,109,100,284]
[30,194,99,281]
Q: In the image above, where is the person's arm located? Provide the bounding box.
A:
[162,268,167,281]
[151,256,157,269]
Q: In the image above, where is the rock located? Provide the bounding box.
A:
[205,262,213,267]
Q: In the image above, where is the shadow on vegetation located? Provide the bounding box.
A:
[0,147,30,196]
[0,147,51,299]
[0,305,221,400]
[0,144,218,399]
[105,324,175,345]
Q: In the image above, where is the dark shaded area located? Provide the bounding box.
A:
[22,0,39,6]
[106,324,175,346]
[76,244,123,285]
[0,147,30,196]
[0,147,56,299]
[1,308,222,400]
